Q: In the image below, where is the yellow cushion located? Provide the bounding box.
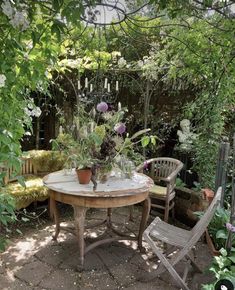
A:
[150,185,167,196]
[5,175,48,209]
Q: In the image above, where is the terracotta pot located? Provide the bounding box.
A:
[205,229,220,256]
[76,168,92,184]
[202,188,214,204]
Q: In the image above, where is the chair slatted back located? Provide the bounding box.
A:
[137,157,183,183]
[2,157,37,185]
[150,158,180,181]
[136,157,183,198]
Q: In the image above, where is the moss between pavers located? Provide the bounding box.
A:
[5,175,48,209]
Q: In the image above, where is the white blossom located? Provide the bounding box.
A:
[23,52,29,60]
[33,107,42,117]
[26,42,33,50]
[24,107,32,116]
[27,102,34,110]
[1,0,29,31]
[24,106,41,117]
[137,60,144,67]
[24,131,32,136]
[0,74,6,88]
[1,0,14,19]
[10,10,29,31]
[118,57,127,68]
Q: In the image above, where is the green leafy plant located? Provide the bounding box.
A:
[52,101,155,174]
[208,208,233,250]
[202,248,235,290]
[0,191,16,251]
[175,177,186,188]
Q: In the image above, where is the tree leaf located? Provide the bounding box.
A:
[51,24,61,42]
[141,136,150,147]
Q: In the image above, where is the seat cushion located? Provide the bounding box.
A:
[149,185,167,196]
[5,175,48,209]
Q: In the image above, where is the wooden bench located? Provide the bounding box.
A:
[1,151,65,210]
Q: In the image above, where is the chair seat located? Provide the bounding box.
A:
[5,175,48,209]
[149,217,192,248]
[150,185,167,196]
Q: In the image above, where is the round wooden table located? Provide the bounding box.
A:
[43,169,153,268]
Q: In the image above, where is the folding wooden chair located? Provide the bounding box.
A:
[143,186,222,290]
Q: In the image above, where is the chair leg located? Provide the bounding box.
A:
[155,247,190,290]
[187,252,202,273]
[164,202,169,223]
[171,202,175,220]
[144,236,190,290]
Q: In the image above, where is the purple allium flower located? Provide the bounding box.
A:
[226,223,235,233]
[114,122,126,134]
[97,102,108,113]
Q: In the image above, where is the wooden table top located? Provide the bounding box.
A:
[43,169,153,198]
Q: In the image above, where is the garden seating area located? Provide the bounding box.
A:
[0,207,214,290]
[1,1,235,290]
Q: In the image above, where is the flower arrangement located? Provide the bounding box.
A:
[52,101,155,187]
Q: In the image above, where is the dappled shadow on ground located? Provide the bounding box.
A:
[0,206,213,290]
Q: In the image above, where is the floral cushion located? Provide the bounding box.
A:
[149,185,167,196]
[5,175,48,209]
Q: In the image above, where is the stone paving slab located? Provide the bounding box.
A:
[0,207,214,290]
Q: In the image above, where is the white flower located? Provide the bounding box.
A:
[137,60,144,67]
[26,42,33,50]
[24,107,32,116]
[27,102,34,110]
[143,56,150,64]
[2,1,29,31]
[24,131,32,136]
[1,0,14,19]
[10,10,29,31]
[25,106,41,117]
[23,52,29,60]
[33,107,42,117]
[0,74,6,88]
[118,57,127,68]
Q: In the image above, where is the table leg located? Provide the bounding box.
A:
[138,196,151,252]
[107,208,112,227]
[73,206,88,269]
[50,197,60,241]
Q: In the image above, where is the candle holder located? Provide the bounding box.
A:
[77,76,119,104]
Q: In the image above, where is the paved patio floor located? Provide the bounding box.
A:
[0,206,214,290]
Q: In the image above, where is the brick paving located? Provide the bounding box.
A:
[0,207,214,290]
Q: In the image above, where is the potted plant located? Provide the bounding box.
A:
[202,247,235,290]
[67,152,95,184]
[52,101,156,188]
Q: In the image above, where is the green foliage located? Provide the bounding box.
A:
[0,0,95,251]
[207,208,233,250]
[0,191,16,251]
[53,102,155,172]
[175,178,186,188]
[202,248,235,290]
[143,16,235,188]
